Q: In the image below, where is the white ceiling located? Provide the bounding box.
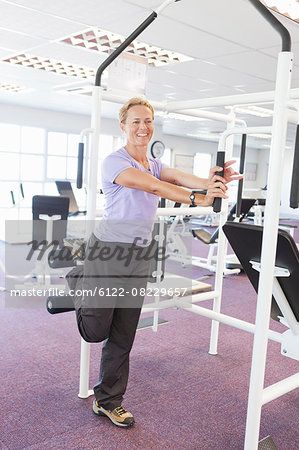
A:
[1,0,299,149]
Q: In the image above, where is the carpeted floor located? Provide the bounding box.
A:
[0,221,298,449]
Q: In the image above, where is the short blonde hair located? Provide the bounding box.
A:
[119,97,154,123]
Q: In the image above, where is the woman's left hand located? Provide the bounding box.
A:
[223,160,243,184]
[209,160,243,185]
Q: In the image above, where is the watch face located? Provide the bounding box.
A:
[151,141,165,158]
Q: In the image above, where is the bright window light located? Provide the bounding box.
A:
[20,154,44,181]
[48,132,68,156]
[21,127,45,154]
[193,153,212,178]
[47,155,67,179]
[0,123,20,151]
[0,152,20,180]
[160,148,171,167]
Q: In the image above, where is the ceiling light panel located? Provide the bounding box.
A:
[2,54,95,79]
[0,81,33,93]
[60,27,193,67]
[264,0,299,22]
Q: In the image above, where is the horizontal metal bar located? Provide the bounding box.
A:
[180,303,282,343]
[262,373,299,405]
[141,290,220,314]
[218,126,272,151]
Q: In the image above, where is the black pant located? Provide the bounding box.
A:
[75,234,150,410]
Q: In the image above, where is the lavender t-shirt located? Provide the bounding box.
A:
[95,147,167,245]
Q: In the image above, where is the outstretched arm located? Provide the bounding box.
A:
[114,167,228,207]
[160,159,242,189]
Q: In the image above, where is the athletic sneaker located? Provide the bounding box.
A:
[92,400,135,428]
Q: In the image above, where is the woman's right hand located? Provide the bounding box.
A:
[200,174,228,207]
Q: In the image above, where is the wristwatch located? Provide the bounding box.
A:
[189,191,196,207]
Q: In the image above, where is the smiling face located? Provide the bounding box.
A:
[120,105,154,149]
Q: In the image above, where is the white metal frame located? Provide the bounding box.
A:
[75,2,299,448]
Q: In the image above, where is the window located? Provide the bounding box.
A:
[160,148,171,167]
[21,126,45,154]
[0,123,117,214]
[193,152,212,178]
[228,158,240,202]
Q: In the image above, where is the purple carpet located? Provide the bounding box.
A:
[0,221,298,449]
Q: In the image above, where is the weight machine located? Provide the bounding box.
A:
[49,1,299,448]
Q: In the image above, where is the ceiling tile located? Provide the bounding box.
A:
[0,2,84,39]
[4,0,145,28]
[209,50,278,82]
[0,27,47,51]
[163,0,284,50]
[134,15,247,59]
[164,59,269,86]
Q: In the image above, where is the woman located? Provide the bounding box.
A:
[75,97,241,428]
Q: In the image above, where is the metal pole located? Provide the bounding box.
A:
[209,112,236,355]
[244,51,293,450]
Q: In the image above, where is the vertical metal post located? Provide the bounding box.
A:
[244,51,293,450]
[153,217,165,332]
[209,112,235,355]
[78,85,103,398]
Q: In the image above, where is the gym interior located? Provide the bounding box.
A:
[0,1,298,449]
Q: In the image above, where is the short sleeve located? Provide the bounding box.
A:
[102,153,132,183]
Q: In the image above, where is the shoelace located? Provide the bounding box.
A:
[114,406,128,416]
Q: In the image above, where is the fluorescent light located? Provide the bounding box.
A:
[155,111,206,122]
[225,105,274,117]
[3,54,95,79]
[168,113,207,122]
[202,60,217,66]
[264,0,299,21]
[251,133,271,139]
[0,82,33,93]
[61,27,193,67]
[263,144,293,149]
[187,132,220,140]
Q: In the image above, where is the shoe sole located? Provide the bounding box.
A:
[92,402,134,428]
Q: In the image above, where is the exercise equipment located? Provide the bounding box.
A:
[14,195,70,292]
[212,151,225,213]
[46,1,299,448]
[191,198,256,272]
[223,221,299,325]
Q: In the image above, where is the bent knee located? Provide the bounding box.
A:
[76,308,110,343]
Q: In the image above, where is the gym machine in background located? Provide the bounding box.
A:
[53,0,298,449]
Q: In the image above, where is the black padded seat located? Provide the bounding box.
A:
[191,198,256,245]
[192,228,212,245]
[223,222,299,322]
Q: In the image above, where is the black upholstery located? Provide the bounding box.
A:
[192,198,256,245]
[223,222,299,322]
[32,195,69,247]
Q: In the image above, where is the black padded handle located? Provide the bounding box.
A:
[213,151,225,213]
[47,296,75,314]
[236,134,246,217]
[77,142,84,189]
[290,125,299,209]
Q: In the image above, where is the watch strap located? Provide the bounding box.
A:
[190,191,196,207]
